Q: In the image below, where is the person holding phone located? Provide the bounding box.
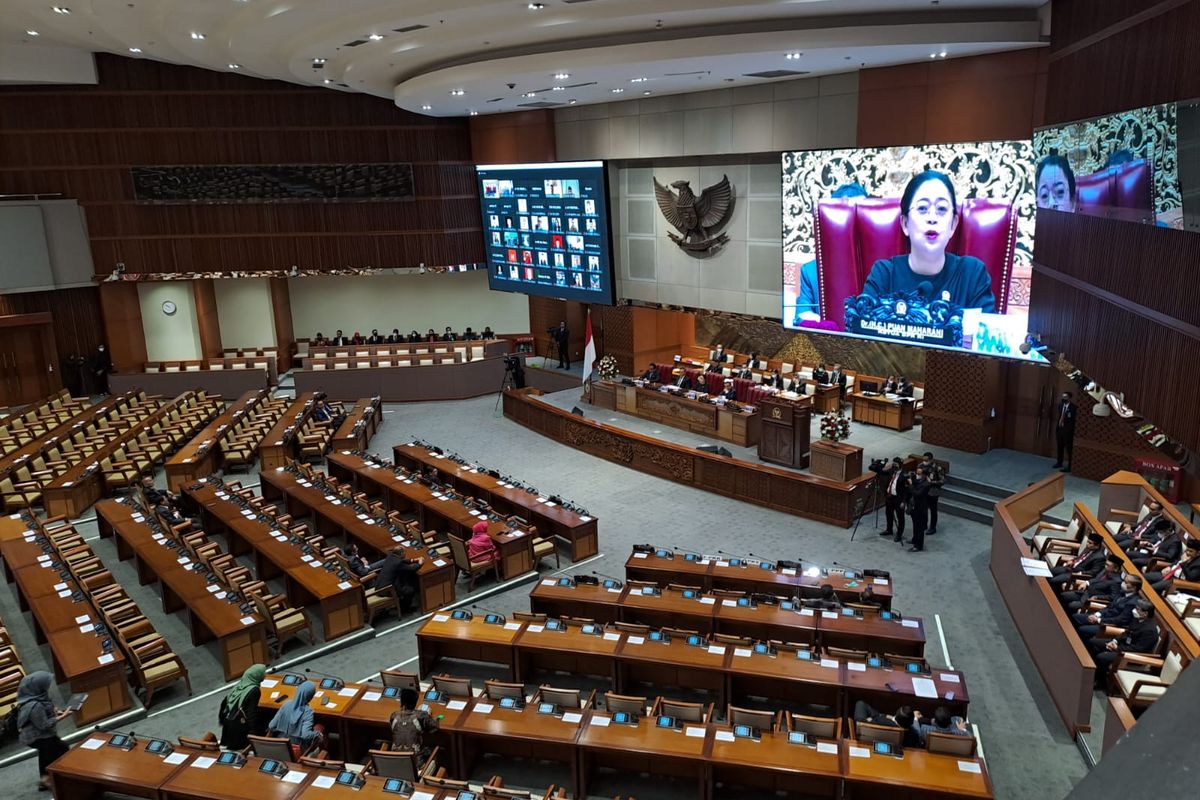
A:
[16,672,71,792]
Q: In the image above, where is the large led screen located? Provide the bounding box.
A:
[477,161,616,305]
[782,141,1042,359]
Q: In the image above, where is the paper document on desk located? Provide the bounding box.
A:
[1021,557,1053,577]
[281,771,307,784]
[715,730,735,742]
[562,712,582,724]
[191,757,216,769]
[911,677,939,698]
[849,746,871,758]
[446,700,467,710]
[958,760,982,773]
[80,739,104,750]
[312,776,337,788]
[163,752,189,765]
[684,727,705,738]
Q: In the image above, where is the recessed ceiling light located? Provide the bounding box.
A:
[568,99,576,104]
[611,88,624,93]
[421,104,432,111]
[643,90,651,95]
[368,33,384,41]
[52,7,70,14]
[450,88,464,96]
[522,92,536,98]
[785,52,802,60]
[26,30,39,36]
[551,86,564,91]
[190,32,206,40]
[554,72,570,80]
[312,57,326,65]
[630,77,646,83]
[128,47,142,53]
[323,79,332,84]
[527,3,545,9]
[929,53,937,58]
[939,51,947,58]
[228,63,241,70]
[469,110,479,116]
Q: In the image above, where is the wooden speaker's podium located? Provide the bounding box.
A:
[810,439,864,482]
[758,397,811,469]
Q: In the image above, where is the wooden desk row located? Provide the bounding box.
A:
[183,478,365,641]
[49,732,461,800]
[257,464,456,612]
[257,657,988,800]
[529,580,924,655]
[330,396,383,452]
[95,498,269,680]
[326,451,537,580]
[392,442,599,561]
[0,391,134,479]
[624,550,895,608]
[0,516,131,724]
[260,393,318,470]
[416,615,962,720]
[165,389,270,491]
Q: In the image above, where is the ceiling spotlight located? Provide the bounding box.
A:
[630,77,646,83]
[469,110,479,116]
[52,6,70,14]
[368,33,384,41]
[421,104,432,110]
[128,47,142,53]
[642,90,651,96]
[554,72,570,80]
[551,86,564,91]
[312,57,326,65]
[522,92,536,98]
[611,88,624,93]
[26,30,39,36]
[568,99,576,104]
[929,53,937,58]
[450,89,465,96]
[939,51,948,58]
[228,63,241,70]
[190,32,206,40]
[785,52,802,60]
[527,2,545,9]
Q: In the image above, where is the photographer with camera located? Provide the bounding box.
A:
[504,354,526,389]
[873,457,908,542]
[921,452,946,535]
[905,465,932,552]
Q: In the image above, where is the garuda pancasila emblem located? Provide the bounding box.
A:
[653,175,734,254]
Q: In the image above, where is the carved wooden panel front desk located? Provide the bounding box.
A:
[590,380,760,446]
[507,388,874,527]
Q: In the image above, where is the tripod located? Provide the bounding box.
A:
[849,475,881,542]
[493,368,517,416]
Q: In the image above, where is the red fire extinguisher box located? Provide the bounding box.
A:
[1134,458,1182,503]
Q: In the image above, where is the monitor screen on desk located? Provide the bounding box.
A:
[478,161,616,305]
[859,380,878,394]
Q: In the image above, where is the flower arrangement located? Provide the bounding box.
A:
[597,354,620,380]
[820,409,851,442]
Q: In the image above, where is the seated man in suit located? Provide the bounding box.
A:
[1073,574,1143,639]
[640,363,661,383]
[482,326,495,339]
[911,707,971,744]
[463,327,477,340]
[387,328,403,343]
[1144,537,1200,594]
[763,369,784,389]
[1087,600,1159,686]
[897,376,914,398]
[408,330,421,343]
[813,363,829,384]
[1048,532,1107,588]
[851,702,921,748]
[669,368,692,390]
[1129,520,1181,568]
[786,375,807,394]
[803,584,842,610]
[705,360,723,374]
[719,378,738,401]
[140,474,176,507]
[331,329,349,346]
[882,375,899,394]
[313,332,327,347]
[829,363,847,395]
[1060,554,1124,612]
[1115,501,1165,549]
[370,547,424,614]
[713,344,729,363]
[735,363,754,380]
[442,326,457,342]
[365,329,382,344]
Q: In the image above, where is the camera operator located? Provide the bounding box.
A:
[504,354,526,389]
[905,465,932,552]
[921,452,945,535]
[874,457,908,542]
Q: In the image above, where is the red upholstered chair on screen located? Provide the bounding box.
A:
[1075,160,1153,216]
[813,197,1018,329]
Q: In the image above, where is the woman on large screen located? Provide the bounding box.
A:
[860,170,995,312]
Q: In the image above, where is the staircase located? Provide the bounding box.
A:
[938,475,1012,524]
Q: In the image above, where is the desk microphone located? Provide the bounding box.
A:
[471,604,507,624]
[671,543,700,558]
[591,570,624,588]
[304,668,345,690]
[718,549,751,563]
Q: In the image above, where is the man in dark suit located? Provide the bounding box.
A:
[91,344,114,395]
[1053,391,1078,472]
[387,329,403,343]
[551,321,570,369]
[371,547,424,614]
[1115,502,1165,550]
[1073,575,1143,637]
[712,344,729,363]
[786,376,807,394]
[1088,600,1159,685]
[813,363,829,384]
[735,364,754,380]
[640,363,661,383]
[1060,554,1124,612]
[442,326,458,342]
[905,466,931,552]
[829,364,848,398]
[331,330,349,346]
[367,329,384,344]
[1130,520,1181,569]
[879,458,908,542]
[706,360,723,374]
[921,452,944,534]
[719,378,737,401]
[1048,532,1107,587]
[897,377,914,398]
[1145,537,1200,594]
[764,369,784,390]
[670,369,692,390]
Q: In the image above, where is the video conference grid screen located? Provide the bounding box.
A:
[477,161,616,305]
[781,140,1045,360]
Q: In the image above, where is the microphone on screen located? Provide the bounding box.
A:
[916,281,933,299]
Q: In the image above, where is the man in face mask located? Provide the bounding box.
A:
[92,344,113,395]
[1087,600,1159,686]
[1053,390,1077,472]
[1072,574,1143,639]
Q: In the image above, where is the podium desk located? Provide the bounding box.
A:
[513,620,625,684]
[852,392,916,432]
[590,380,761,447]
[576,712,710,800]
[708,724,841,800]
[841,738,993,799]
[49,732,192,800]
[416,614,525,678]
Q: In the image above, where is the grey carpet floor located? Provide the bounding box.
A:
[0,387,1095,799]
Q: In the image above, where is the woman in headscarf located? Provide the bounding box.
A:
[267,680,324,759]
[218,664,267,750]
[467,520,499,564]
[16,671,70,791]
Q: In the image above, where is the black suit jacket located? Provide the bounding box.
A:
[1069,548,1107,577]
[641,369,661,382]
[1151,535,1183,563]
[1099,593,1139,627]
[883,469,909,501]
[786,379,807,394]
[1083,570,1122,600]
[673,375,691,389]
[1118,619,1160,654]
[1056,401,1078,433]
[813,368,829,383]
[331,336,348,346]
[898,383,914,398]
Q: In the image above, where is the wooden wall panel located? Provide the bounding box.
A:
[192,280,223,359]
[98,282,147,372]
[0,288,104,365]
[1046,0,1200,124]
[469,110,557,164]
[857,50,1046,147]
[269,278,295,372]
[527,296,586,365]
[0,54,483,276]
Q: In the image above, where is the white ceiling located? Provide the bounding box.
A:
[1,0,1047,116]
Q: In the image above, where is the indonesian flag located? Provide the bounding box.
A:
[582,309,597,384]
